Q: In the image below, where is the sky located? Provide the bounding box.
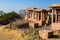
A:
[0,0,60,13]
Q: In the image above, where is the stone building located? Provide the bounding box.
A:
[25,8,51,28]
[50,4,60,30]
[25,4,60,40]
[39,4,60,40]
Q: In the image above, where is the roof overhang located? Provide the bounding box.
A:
[27,8,52,12]
[50,4,60,8]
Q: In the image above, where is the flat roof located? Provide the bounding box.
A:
[50,4,60,8]
[27,8,42,11]
[27,8,51,12]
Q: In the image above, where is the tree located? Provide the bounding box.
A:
[0,11,22,25]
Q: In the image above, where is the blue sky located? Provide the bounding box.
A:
[0,0,60,13]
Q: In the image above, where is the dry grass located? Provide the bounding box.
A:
[0,28,21,40]
[0,27,40,40]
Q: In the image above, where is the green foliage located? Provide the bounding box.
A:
[2,11,21,21]
[0,11,22,25]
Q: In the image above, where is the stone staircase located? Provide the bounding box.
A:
[39,23,60,40]
[39,30,48,40]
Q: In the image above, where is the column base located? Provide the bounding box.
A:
[39,21,42,27]
[29,22,34,28]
